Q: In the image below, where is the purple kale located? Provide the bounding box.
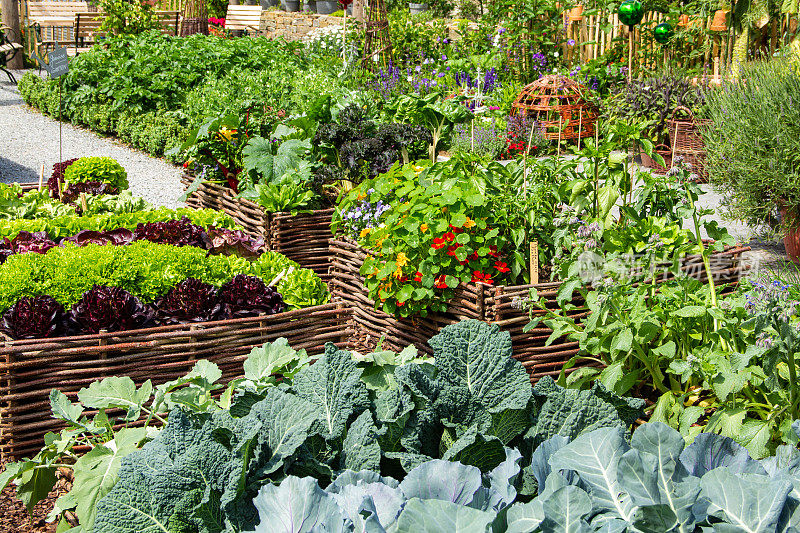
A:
[1,296,68,339]
[48,158,79,199]
[62,228,134,247]
[133,217,206,248]
[218,275,284,318]
[202,228,265,258]
[154,278,221,324]
[68,285,155,334]
[11,231,57,255]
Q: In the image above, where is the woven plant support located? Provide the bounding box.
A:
[181,174,334,279]
[362,0,392,69]
[666,106,711,183]
[0,304,352,461]
[329,238,751,382]
[510,75,598,141]
[181,0,209,35]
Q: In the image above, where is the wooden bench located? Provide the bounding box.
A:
[224,5,262,34]
[73,10,180,54]
[0,25,24,82]
[25,1,89,56]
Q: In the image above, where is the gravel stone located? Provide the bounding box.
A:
[0,70,184,208]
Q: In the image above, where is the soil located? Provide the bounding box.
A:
[0,461,68,533]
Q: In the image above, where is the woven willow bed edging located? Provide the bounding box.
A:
[181,173,334,279]
[0,303,352,461]
[329,238,750,383]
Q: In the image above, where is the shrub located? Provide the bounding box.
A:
[703,59,800,227]
[64,157,129,190]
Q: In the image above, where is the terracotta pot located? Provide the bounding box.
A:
[569,5,584,22]
[781,207,800,262]
[709,9,728,31]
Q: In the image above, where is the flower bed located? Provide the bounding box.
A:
[181,174,334,279]
[330,237,750,381]
[0,303,351,460]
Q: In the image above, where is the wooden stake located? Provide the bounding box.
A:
[80,192,88,213]
[529,241,539,285]
[38,164,44,191]
[577,109,583,151]
[628,27,633,81]
[557,115,563,156]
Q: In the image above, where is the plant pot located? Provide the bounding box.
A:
[781,207,800,262]
[569,4,584,22]
[283,0,301,11]
[316,0,337,13]
[303,0,316,11]
[408,2,428,14]
[709,9,728,31]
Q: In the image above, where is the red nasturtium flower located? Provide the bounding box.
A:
[414,272,423,282]
[396,300,405,307]
[434,275,448,289]
[488,245,500,258]
[468,251,480,261]
[446,244,461,257]
[494,261,510,273]
[432,237,447,250]
[449,224,464,234]
[472,271,494,285]
[443,232,456,242]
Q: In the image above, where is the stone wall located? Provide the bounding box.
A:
[260,11,343,41]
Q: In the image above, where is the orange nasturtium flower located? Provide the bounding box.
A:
[420,223,428,233]
[396,252,409,267]
[463,216,476,229]
[360,227,372,238]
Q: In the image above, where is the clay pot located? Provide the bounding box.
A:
[780,206,800,262]
[569,5,584,22]
[710,9,728,32]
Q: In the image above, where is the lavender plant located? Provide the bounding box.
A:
[449,120,507,159]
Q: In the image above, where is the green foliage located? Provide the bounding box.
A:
[63,157,129,190]
[0,183,149,220]
[1,325,645,531]
[0,241,328,313]
[0,207,234,240]
[336,158,562,316]
[95,0,160,36]
[703,59,800,227]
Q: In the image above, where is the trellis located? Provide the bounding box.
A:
[362,0,391,69]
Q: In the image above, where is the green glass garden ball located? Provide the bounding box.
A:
[618,0,644,27]
[653,22,673,44]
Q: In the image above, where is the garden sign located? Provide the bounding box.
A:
[31,44,70,163]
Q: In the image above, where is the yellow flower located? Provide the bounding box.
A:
[463,216,476,229]
[420,223,428,233]
[376,236,386,247]
[218,126,237,142]
[357,192,367,201]
[396,252,409,267]
[393,266,404,279]
[360,227,372,238]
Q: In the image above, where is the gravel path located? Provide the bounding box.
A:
[0,70,184,208]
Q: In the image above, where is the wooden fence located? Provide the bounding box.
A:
[564,8,799,76]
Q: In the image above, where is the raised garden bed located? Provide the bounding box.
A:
[330,238,750,382]
[0,303,351,461]
[181,174,334,279]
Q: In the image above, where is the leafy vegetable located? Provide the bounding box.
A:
[133,217,206,248]
[154,277,221,324]
[63,157,129,191]
[68,285,155,334]
[218,274,285,318]
[0,295,67,339]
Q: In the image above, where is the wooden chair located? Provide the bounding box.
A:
[0,25,23,82]
[224,5,262,35]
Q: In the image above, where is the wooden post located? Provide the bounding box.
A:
[1,0,23,69]
[352,0,365,22]
[38,164,44,191]
[529,241,539,285]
